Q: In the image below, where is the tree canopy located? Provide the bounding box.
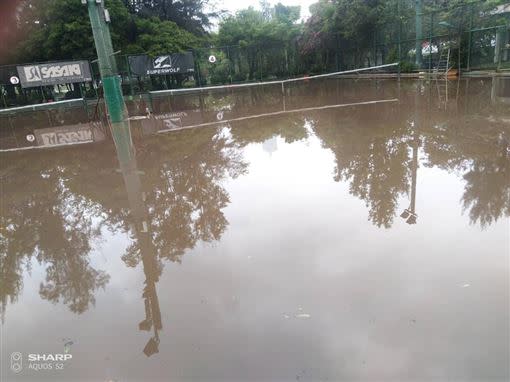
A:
[1,0,508,74]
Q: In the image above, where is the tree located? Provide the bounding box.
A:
[217,3,302,80]
[10,0,203,64]
[300,0,399,70]
[123,0,221,35]
[130,17,200,55]
[0,149,111,319]
[14,0,132,62]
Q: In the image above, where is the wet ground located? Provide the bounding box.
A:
[1,78,509,381]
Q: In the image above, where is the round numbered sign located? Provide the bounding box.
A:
[10,76,20,85]
[216,111,224,121]
[208,55,217,63]
[26,134,35,142]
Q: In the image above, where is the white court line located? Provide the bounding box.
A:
[150,63,399,96]
[157,98,399,133]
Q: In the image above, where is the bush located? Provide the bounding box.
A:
[400,61,417,72]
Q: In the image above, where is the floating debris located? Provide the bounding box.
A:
[461,283,471,288]
[62,339,74,353]
[295,313,311,319]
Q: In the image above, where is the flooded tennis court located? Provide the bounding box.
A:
[1,77,509,381]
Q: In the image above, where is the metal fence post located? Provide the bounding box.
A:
[226,45,233,84]
[428,11,433,72]
[398,0,402,78]
[1,85,7,108]
[335,33,340,71]
[79,82,90,119]
[466,4,474,71]
[373,30,377,66]
[415,0,423,68]
[194,50,202,87]
[125,55,134,97]
[497,26,503,71]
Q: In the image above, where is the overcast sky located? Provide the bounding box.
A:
[215,0,316,21]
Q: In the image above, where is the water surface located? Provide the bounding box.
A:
[1,78,509,381]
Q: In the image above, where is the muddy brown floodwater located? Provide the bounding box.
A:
[1,78,509,381]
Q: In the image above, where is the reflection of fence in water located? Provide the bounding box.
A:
[0,102,108,151]
[3,77,509,152]
[138,77,401,134]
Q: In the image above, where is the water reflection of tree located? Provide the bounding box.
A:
[2,79,509,324]
[311,80,510,229]
[312,104,412,228]
[229,114,309,146]
[0,126,247,321]
[423,114,510,228]
[119,128,247,266]
[0,155,110,319]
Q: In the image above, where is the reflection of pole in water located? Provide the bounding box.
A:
[113,124,162,357]
[401,137,419,225]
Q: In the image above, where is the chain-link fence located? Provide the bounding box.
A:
[1,0,509,110]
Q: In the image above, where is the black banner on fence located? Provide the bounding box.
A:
[0,66,20,86]
[16,60,92,88]
[128,53,195,76]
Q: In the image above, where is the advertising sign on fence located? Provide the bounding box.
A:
[128,53,195,76]
[16,60,92,88]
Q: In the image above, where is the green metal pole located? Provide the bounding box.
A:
[86,0,126,124]
[415,0,423,68]
[85,0,132,160]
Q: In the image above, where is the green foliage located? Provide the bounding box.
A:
[3,0,509,80]
[15,0,96,62]
[132,17,200,55]
[216,3,302,79]
[11,0,203,64]
[122,0,220,35]
[399,61,417,72]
